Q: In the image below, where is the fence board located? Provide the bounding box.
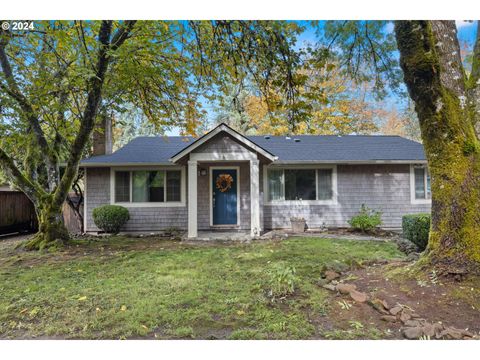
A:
[0,191,37,234]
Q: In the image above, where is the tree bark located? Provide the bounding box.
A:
[0,21,136,250]
[395,21,480,275]
[24,200,69,250]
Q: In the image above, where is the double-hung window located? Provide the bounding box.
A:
[114,169,182,204]
[411,165,431,203]
[267,167,336,203]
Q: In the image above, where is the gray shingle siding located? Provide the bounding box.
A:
[85,167,187,232]
[193,133,254,155]
[263,164,430,229]
[85,168,111,232]
[85,163,431,232]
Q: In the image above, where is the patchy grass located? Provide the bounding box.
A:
[0,236,403,339]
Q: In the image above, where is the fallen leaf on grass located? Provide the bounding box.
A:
[78,296,87,301]
[120,305,127,311]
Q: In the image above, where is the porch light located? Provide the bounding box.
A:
[199,168,207,176]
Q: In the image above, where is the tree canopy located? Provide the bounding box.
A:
[0,20,307,249]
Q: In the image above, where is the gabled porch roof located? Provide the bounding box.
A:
[169,123,278,163]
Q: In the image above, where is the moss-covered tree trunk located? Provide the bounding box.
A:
[0,21,136,250]
[395,21,480,275]
[24,200,69,250]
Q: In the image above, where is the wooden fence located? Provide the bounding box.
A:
[0,191,37,235]
[0,191,83,236]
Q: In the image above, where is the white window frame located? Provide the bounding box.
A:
[110,166,186,207]
[410,164,431,204]
[263,164,338,206]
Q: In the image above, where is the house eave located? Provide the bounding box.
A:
[271,159,428,165]
[79,159,427,167]
[169,123,277,163]
[80,162,175,168]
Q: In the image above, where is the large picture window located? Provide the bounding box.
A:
[267,167,335,203]
[114,169,182,203]
[285,169,316,200]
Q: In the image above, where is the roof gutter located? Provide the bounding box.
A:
[271,159,428,165]
[78,159,427,167]
[80,162,174,167]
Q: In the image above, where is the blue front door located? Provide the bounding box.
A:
[212,169,238,225]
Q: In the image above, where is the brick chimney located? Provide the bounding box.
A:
[92,112,113,156]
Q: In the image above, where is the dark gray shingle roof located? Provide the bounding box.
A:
[81,134,426,165]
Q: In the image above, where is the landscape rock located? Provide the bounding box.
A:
[324,270,341,281]
[438,327,473,340]
[389,306,403,316]
[400,310,412,323]
[439,327,464,340]
[432,323,445,337]
[349,289,368,303]
[378,299,390,310]
[322,283,337,292]
[404,319,423,327]
[336,283,357,295]
[422,323,436,337]
[403,326,424,339]
[369,299,390,314]
[380,315,398,323]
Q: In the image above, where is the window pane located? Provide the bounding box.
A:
[268,169,284,201]
[285,169,316,200]
[148,171,165,202]
[317,169,333,200]
[132,171,164,202]
[166,171,181,202]
[414,167,426,199]
[132,171,148,202]
[115,171,130,202]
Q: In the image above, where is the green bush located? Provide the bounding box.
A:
[92,205,130,234]
[402,213,430,251]
[348,204,382,232]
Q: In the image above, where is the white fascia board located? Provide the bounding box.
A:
[81,162,174,167]
[169,124,277,163]
[271,159,428,165]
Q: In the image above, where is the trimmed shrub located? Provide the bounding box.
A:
[348,204,382,232]
[92,205,130,234]
[402,213,430,251]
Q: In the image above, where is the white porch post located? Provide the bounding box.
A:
[250,159,260,237]
[188,160,198,238]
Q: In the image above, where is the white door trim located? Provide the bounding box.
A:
[209,166,241,227]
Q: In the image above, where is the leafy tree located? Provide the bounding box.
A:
[379,101,422,141]
[322,20,480,274]
[0,20,305,250]
[112,105,160,150]
[395,21,480,274]
[214,63,383,135]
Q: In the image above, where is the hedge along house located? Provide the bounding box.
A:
[80,123,431,238]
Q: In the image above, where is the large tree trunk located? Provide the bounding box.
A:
[395,21,480,275]
[24,200,69,250]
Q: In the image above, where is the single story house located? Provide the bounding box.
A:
[80,123,431,238]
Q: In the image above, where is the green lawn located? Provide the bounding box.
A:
[0,236,403,339]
